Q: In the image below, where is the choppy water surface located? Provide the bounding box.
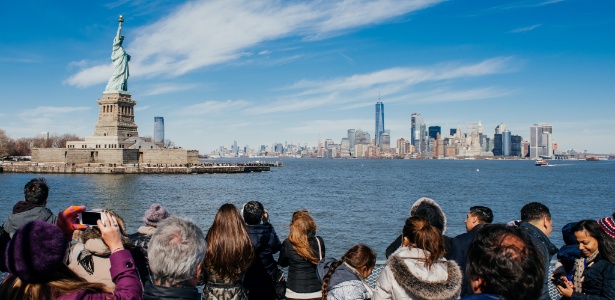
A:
[1,159,613,258]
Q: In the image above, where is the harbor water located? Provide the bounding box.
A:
[1,159,613,258]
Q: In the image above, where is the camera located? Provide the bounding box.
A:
[79,209,104,227]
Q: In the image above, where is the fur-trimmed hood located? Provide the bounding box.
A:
[373,247,461,300]
[410,197,447,234]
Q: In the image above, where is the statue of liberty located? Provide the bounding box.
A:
[104,15,130,93]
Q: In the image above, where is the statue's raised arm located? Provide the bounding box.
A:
[104,15,130,94]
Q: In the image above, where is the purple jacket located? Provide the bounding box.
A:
[59,250,143,300]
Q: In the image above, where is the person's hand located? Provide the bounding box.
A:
[97,211,124,253]
[556,276,574,298]
[57,206,88,241]
[262,209,270,224]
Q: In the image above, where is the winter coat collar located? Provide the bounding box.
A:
[388,247,462,299]
[143,281,200,300]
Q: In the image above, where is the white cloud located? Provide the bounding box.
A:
[21,106,91,117]
[509,24,542,33]
[135,105,150,112]
[66,0,445,87]
[178,100,250,116]
[140,83,197,96]
[255,57,515,114]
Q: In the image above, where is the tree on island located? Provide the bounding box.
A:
[0,129,83,157]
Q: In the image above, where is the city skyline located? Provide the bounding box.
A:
[1,1,614,154]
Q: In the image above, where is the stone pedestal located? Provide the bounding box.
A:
[94,93,139,146]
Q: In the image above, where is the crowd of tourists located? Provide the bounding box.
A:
[0,177,614,300]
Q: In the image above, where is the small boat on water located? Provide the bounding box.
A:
[586,157,600,161]
[535,158,548,166]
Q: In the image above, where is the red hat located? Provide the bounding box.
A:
[598,216,615,239]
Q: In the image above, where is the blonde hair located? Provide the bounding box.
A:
[288,210,319,264]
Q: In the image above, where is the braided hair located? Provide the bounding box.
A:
[321,244,376,300]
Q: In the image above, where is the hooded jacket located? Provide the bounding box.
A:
[373,247,462,300]
[385,197,453,258]
[3,205,57,237]
[317,258,372,300]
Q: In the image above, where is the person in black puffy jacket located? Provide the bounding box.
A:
[242,201,282,300]
[279,210,325,300]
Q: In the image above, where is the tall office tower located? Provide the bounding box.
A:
[348,129,356,150]
[154,116,164,145]
[375,102,384,147]
[450,128,457,136]
[410,113,425,153]
[355,130,371,145]
[502,130,511,156]
[511,135,523,157]
[493,133,503,156]
[380,131,390,151]
[233,140,238,156]
[495,123,506,134]
[428,126,441,140]
[530,123,554,158]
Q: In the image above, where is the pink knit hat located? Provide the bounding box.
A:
[143,204,169,227]
[598,216,615,239]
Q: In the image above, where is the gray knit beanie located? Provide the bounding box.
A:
[143,204,169,227]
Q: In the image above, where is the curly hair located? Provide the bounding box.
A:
[467,224,544,300]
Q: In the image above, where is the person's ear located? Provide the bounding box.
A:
[402,236,411,246]
[470,277,484,294]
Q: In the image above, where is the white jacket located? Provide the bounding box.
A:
[373,247,461,300]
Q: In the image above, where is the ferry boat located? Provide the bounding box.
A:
[586,157,599,161]
[535,158,548,166]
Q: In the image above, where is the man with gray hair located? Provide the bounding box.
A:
[143,216,206,300]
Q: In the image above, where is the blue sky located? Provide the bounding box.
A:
[1,0,614,153]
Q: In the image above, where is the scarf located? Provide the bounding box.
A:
[12,200,43,214]
[573,250,599,293]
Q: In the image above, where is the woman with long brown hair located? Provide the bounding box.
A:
[373,216,461,300]
[202,203,254,300]
[279,210,326,300]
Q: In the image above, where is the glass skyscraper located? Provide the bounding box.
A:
[375,102,384,147]
[154,116,164,144]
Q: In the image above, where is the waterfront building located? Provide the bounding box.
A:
[511,135,523,157]
[154,116,164,145]
[355,130,371,145]
[411,113,424,153]
[34,17,198,165]
[397,138,410,156]
[450,128,457,136]
[348,129,356,155]
[530,123,554,158]
[428,126,441,140]
[375,102,385,147]
[493,133,502,156]
[380,131,390,152]
[502,130,511,156]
